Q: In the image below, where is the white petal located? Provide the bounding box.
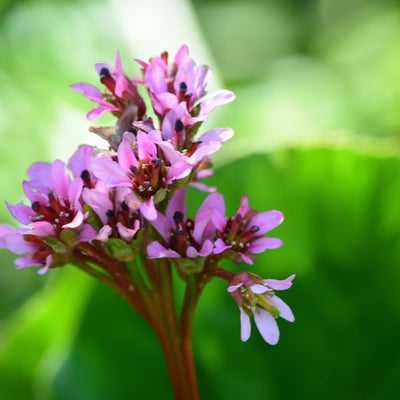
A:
[254,308,280,345]
[269,295,295,322]
[240,307,251,342]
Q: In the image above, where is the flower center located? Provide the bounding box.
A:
[31,192,75,235]
[169,211,197,255]
[128,158,167,200]
[221,211,260,251]
[106,201,140,237]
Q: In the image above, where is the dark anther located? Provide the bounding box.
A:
[106,209,114,219]
[129,165,140,175]
[250,226,260,233]
[235,213,243,222]
[121,201,129,211]
[80,170,90,180]
[32,201,41,212]
[152,158,161,167]
[175,119,184,132]
[179,82,187,92]
[99,67,111,80]
[128,127,138,135]
[173,211,184,224]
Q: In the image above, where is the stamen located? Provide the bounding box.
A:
[152,158,161,167]
[250,226,260,233]
[99,67,110,80]
[173,211,184,224]
[130,165,140,175]
[80,170,90,180]
[121,201,129,211]
[32,201,41,212]
[175,119,184,132]
[106,209,114,219]
[179,82,187,92]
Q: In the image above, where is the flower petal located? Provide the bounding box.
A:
[6,202,36,225]
[251,210,284,235]
[140,197,157,221]
[200,90,236,115]
[263,274,295,291]
[240,307,251,342]
[254,308,280,345]
[147,241,180,258]
[91,158,129,187]
[269,295,295,322]
[249,237,283,253]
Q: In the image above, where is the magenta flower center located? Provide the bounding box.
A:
[128,158,167,200]
[31,192,76,235]
[106,201,140,235]
[169,211,197,255]
[221,211,260,251]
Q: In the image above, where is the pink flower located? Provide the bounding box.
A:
[70,52,146,121]
[136,45,235,119]
[228,272,295,345]
[82,185,141,242]
[90,131,191,220]
[0,158,95,273]
[214,196,284,264]
[146,189,225,259]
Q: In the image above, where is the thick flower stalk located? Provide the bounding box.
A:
[0,45,295,399]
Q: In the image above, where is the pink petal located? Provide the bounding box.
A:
[166,161,192,183]
[31,221,56,236]
[0,226,35,253]
[91,158,129,187]
[137,130,157,161]
[79,224,98,242]
[38,255,53,274]
[68,145,93,178]
[213,238,231,255]
[254,308,280,345]
[117,221,140,242]
[15,255,42,269]
[187,240,213,258]
[62,210,85,229]
[51,160,70,197]
[82,188,113,224]
[239,253,254,265]
[240,307,251,342]
[69,83,104,101]
[27,161,52,184]
[263,274,295,291]
[68,178,84,209]
[190,182,217,193]
[87,104,118,120]
[251,210,284,235]
[200,90,235,115]
[227,282,243,293]
[147,241,180,258]
[166,189,187,222]
[6,202,36,225]
[249,237,283,253]
[199,127,234,143]
[118,134,139,171]
[269,295,295,322]
[95,225,113,242]
[237,196,250,216]
[249,283,269,294]
[174,45,189,66]
[140,197,157,221]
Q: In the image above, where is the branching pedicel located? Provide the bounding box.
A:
[0,45,295,399]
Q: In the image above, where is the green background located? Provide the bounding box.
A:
[1,0,400,398]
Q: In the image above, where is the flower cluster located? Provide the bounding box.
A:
[0,45,294,345]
